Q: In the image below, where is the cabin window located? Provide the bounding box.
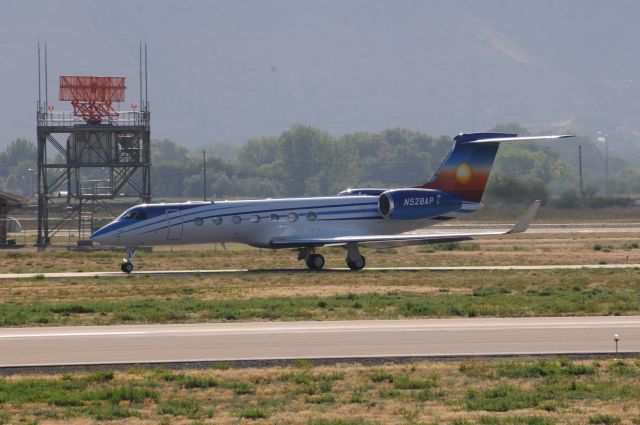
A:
[270,214,279,222]
[231,215,241,224]
[194,217,203,226]
[306,211,317,221]
[250,215,260,223]
[212,216,222,225]
[288,212,298,222]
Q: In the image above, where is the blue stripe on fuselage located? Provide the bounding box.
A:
[127,201,380,236]
[90,220,133,239]
[99,198,478,239]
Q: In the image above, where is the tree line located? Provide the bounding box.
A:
[1,123,636,207]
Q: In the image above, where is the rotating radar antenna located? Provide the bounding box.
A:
[59,76,126,124]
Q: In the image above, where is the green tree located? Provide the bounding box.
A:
[0,139,37,195]
[0,138,36,178]
[151,139,189,163]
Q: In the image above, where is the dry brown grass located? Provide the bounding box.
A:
[2,358,639,424]
[3,231,640,274]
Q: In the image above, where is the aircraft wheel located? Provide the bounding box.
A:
[306,254,325,270]
[121,262,134,273]
[347,255,366,271]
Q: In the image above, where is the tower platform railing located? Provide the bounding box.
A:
[37,110,150,128]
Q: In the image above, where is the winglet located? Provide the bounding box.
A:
[507,200,542,234]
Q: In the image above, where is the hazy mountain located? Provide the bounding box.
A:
[1,0,639,158]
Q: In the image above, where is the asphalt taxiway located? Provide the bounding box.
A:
[0,316,637,368]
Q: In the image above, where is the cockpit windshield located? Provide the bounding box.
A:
[118,208,147,221]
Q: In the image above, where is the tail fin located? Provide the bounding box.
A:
[417,132,573,203]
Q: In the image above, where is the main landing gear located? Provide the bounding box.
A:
[299,247,325,270]
[121,248,137,273]
[345,242,365,271]
[298,243,366,271]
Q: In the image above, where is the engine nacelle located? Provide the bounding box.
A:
[378,189,461,220]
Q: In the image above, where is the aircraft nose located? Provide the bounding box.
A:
[90,224,116,244]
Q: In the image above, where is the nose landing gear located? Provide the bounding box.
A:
[121,248,137,273]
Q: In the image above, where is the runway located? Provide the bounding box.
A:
[1,263,639,280]
[0,317,637,368]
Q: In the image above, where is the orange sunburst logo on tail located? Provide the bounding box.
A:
[455,163,472,184]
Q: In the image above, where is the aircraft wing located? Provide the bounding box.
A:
[269,200,541,249]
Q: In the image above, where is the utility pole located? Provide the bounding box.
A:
[605,134,608,185]
[202,150,207,201]
[579,145,584,197]
[597,131,608,186]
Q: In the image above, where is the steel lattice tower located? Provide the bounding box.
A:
[36,44,151,247]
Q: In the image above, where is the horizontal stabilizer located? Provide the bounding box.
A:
[466,135,574,144]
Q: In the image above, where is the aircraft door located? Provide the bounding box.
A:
[166,209,183,240]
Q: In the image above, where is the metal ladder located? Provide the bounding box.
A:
[79,210,94,240]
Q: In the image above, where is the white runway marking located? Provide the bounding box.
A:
[1,263,639,280]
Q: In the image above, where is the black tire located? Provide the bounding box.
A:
[121,262,134,273]
[312,254,325,270]
[306,254,325,270]
[347,255,366,271]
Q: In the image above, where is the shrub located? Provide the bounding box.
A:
[83,404,140,420]
[473,287,511,297]
[369,369,393,383]
[157,397,207,419]
[233,382,256,395]
[239,407,269,419]
[478,417,555,425]
[91,384,160,404]
[466,385,539,412]
[308,419,374,425]
[178,375,219,388]
[50,304,95,314]
[87,370,115,383]
[589,415,621,425]
[392,374,438,390]
[305,394,335,403]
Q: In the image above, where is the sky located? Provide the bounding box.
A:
[1,0,639,152]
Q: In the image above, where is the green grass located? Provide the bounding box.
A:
[493,359,596,379]
[0,274,638,327]
[0,376,159,408]
[461,361,640,413]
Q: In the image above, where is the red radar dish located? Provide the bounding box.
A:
[59,76,126,124]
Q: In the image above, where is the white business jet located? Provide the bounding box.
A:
[91,132,571,272]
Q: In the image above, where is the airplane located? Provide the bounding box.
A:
[90,132,572,273]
